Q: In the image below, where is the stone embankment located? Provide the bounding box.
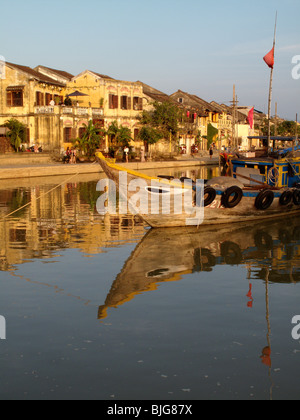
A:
[0,153,219,180]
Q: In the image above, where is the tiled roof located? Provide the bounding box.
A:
[139,81,177,104]
[35,65,74,81]
[171,90,216,115]
[6,62,65,86]
[89,71,115,80]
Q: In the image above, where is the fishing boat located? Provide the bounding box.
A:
[231,136,300,188]
[96,150,300,228]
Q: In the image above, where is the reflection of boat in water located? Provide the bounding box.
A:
[98,218,300,319]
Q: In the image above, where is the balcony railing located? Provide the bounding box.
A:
[218,119,232,129]
[92,108,104,116]
[76,107,89,116]
[35,106,55,114]
[35,105,104,117]
[62,107,73,114]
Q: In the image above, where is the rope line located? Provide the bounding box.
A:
[2,162,98,220]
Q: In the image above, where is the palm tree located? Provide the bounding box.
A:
[4,119,27,152]
[73,120,103,157]
[106,120,133,149]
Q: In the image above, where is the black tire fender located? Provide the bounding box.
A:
[221,186,243,208]
[255,189,274,210]
[203,186,216,207]
[279,190,293,206]
[293,189,300,206]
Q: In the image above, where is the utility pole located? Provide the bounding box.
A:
[267,12,277,154]
[296,114,298,142]
[274,102,278,136]
[230,85,238,150]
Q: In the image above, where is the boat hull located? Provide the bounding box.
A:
[142,194,300,227]
[96,152,300,228]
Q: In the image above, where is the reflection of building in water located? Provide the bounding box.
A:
[0,182,145,271]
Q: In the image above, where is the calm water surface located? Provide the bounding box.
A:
[0,166,299,400]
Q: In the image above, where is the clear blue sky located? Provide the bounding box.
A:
[1,0,300,119]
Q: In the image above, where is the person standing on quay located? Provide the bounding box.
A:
[124,146,129,163]
[70,149,77,164]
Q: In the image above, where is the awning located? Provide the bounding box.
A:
[248,136,296,142]
[6,86,25,91]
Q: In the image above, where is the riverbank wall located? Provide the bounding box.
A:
[0,153,219,180]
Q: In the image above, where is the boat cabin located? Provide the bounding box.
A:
[231,136,300,188]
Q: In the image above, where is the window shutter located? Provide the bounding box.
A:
[7,91,12,106]
[113,95,118,109]
[127,97,131,110]
[109,94,113,109]
[138,97,143,110]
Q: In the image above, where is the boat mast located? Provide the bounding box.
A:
[294,113,298,157]
[267,12,277,154]
[231,84,238,150]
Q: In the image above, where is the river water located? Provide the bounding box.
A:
[0,166,299,401]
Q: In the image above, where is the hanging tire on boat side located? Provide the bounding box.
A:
[293,189,300,205]
[221,186,243,209]
[203,186,216,207]
[279,190,293,206]
[255,190,274,210]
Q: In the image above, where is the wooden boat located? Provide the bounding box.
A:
[231,136,300,188]
[98,217,300,319]
[96,151,300,228]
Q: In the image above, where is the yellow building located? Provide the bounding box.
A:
[0,63,145,153]
[0,61,259,156]
[170,90,223,153]
[64,70,144,151]
[0,62,69,151]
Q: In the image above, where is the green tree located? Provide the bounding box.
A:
[260,119,300,137]
[73,120,103,157]
[107,120,133,148]
[117,126,133,147]
[138,101,183,149]
[148,101,182,138]
[207,123,218,148]
[277,120,300,136]
[260,119,275,136]
[4,118,27,152]
[139,126,163,145]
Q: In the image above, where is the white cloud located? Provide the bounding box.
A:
[278,44,300,52]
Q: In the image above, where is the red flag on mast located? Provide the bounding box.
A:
[247,107,254,129]
[263,47,275,69]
